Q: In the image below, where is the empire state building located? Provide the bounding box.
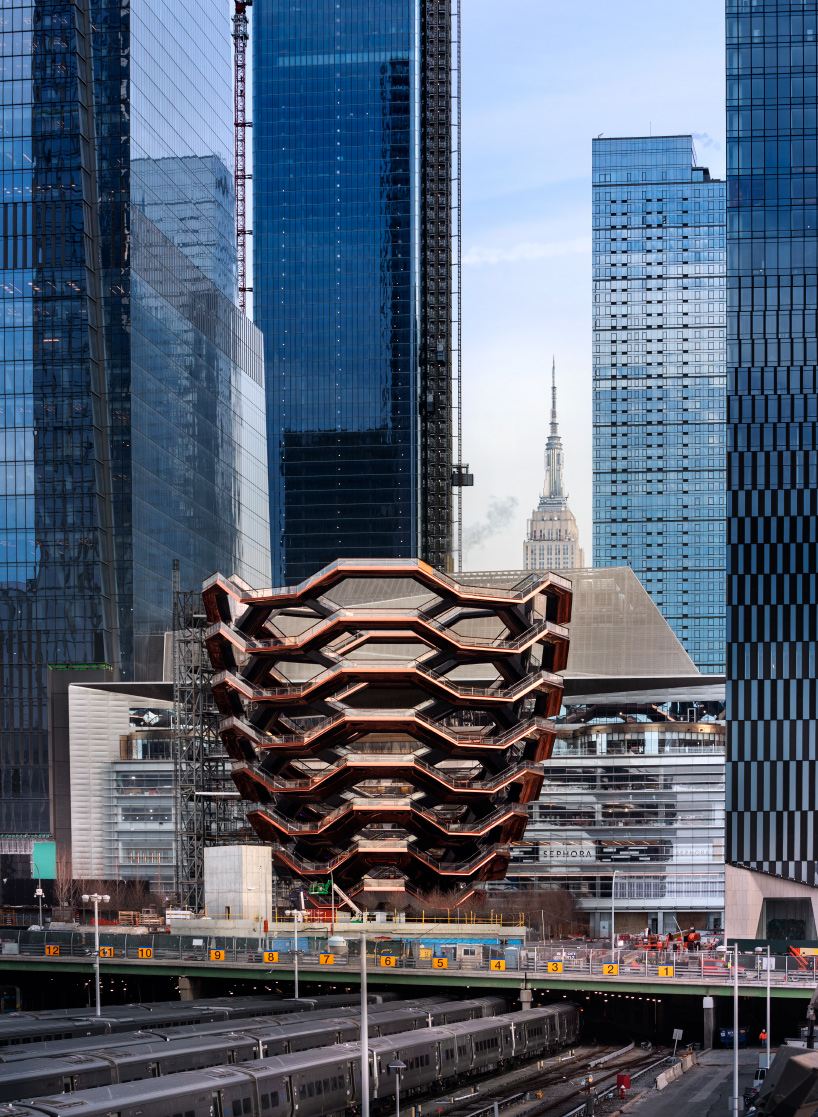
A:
[523,362,585,571]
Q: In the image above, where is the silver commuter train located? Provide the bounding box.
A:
[0,996,396,1048]
[0,997,507,1103]
[0,998,450,1064]
[0,1005,580,1117]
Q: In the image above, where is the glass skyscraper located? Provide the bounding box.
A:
[254,0,455,584]
[727,1,818,886]
[592,136,727,675]
[0,0,270,841]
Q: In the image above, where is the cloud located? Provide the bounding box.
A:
[464,496,520,553]
[692,132,722,151]
[463,236,591,268]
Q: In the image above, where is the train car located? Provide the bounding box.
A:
[6,1006,581,1117]
[550,1003,581,1047]
[0,994,394,1049]
[0,998,445,1064]
[0,1003,475,1101]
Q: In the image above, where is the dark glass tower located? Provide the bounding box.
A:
[254,0,455,584]
[727,1,818,883]
[0,0,270,844]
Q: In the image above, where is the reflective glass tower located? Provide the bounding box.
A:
[592,136,727,674]
[727,2,818,885]
[254,0,456,584]
[0,0,270,842]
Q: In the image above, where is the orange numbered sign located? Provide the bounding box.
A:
[45,944,60,956]
[138,947,153,959]
[603,963,619,976]
[658,965,674,978]
[490,960,506,971]
[263,952,278,964]
[380,955,397,968]
[319,953,334,965]
[210,949,225,962]
[547,961,563,974]
[99,946,115,959]
[432,957,448,969]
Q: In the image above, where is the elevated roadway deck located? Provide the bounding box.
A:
[0,951,813,1001]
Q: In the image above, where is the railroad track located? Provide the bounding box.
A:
[415,1045,613,1117]
[420,1045,668,1117]
[520,1048,670,1117]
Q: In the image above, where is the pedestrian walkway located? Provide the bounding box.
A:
[624,1048,757,1116]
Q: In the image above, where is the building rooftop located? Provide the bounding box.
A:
[458,566,724,702]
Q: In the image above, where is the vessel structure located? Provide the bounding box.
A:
[202,559,571,901]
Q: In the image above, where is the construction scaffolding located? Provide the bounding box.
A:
[172,562,256,911]
[233,0,252,314]
[419,0,470,574]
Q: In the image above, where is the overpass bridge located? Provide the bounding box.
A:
[1,941,815,1001]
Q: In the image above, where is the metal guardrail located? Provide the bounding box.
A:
[4,939,816,989]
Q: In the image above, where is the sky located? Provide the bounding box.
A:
[459,0,727,573]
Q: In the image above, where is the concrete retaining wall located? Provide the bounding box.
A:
[655,1051,699,1090]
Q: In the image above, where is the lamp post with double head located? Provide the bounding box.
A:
[32,861,43,928]
[388,1061,406,1117]
[81,892,110,1016]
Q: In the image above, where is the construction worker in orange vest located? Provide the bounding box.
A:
[760,1029,768,1045]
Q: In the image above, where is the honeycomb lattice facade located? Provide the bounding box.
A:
[202,559,571,901]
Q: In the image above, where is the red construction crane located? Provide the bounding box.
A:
[233,0,252,313]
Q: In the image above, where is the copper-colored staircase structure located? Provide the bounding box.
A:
[202,559,571,899]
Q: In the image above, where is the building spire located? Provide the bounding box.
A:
[550,355,558,434]
[542,357,565,504]
[524,356,584,570]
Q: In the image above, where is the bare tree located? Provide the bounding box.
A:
[490,888,584,937]
[52,851,76,920]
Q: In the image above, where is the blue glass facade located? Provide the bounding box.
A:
[726,1,818,884]
[592,136,727,675]
[254,0,454,584]
[0,0,270,838]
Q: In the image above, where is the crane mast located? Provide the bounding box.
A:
[233,0,251,313]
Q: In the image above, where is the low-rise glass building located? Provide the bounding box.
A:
[458,567,726,936]
[68,684,177,889]
[510,702,725,936]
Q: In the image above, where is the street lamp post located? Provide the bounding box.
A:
[388,1060,406,1117]
[81,892,110,1016]
[32,861,43,928]
[329,868,335,935]
[361,929,369,1117]
[258,863,264,952]
[766,944,771,1069]
[733,942,739,1114]
[611,870,619,954]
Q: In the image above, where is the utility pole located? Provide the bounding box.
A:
[361,929,369,1117]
